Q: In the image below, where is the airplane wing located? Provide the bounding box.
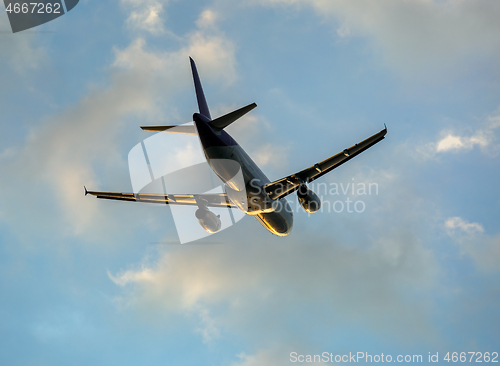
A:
[264,126,387,200]
[85,189,236,208]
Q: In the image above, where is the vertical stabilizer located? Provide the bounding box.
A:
[189,57,211,120]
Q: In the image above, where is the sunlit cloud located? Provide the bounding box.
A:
[418,108,500,158]
[196,9,218,29]
[109,219,439,345]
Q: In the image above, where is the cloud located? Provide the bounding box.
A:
[121,0,169,35]
[436,135,471,152]
[128,4,165,35]
[254,0,500,78]
[445,217,500,272]
[196,9,218,29]
[445,217,484,235]
[0,11,237,241]
[109,220,438,347]
[418,108,500,158]
[252,143,291,169]
[113,25,236,85]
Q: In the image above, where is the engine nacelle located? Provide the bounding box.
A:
[195,208,222,233]
[297,184,321,213]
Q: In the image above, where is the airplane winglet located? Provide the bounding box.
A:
[84,186,88,196]
[384,123,387,131]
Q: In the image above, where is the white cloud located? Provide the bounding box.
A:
[254,0,500,79]
[196,9,218,29]
[436,135,467,152]
[419,108,500,158]
[445,217,500,272]
[128,4,165,35]
[113,26,236,86]
[436,129,492,154]
[445,217,484,235]
[121,0,169,35]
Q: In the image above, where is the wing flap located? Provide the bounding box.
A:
[264,126,387,200]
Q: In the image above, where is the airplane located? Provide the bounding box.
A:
[85,57,387,237]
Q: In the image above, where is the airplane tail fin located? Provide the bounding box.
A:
[189,57,257,131]
[190,57,211,120]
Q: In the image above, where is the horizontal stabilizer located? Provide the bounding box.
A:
[209,103,257,131]
[140,125,196,135]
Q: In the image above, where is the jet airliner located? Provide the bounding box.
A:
[86,58,387,236]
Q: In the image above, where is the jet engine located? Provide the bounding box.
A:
[195,208,222,233]
[297,184,321,213]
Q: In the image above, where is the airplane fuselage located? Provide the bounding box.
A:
[193,113,294,236]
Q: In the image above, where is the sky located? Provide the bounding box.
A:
[0,0,499,365]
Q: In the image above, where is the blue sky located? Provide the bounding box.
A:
[1,0,499,365]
